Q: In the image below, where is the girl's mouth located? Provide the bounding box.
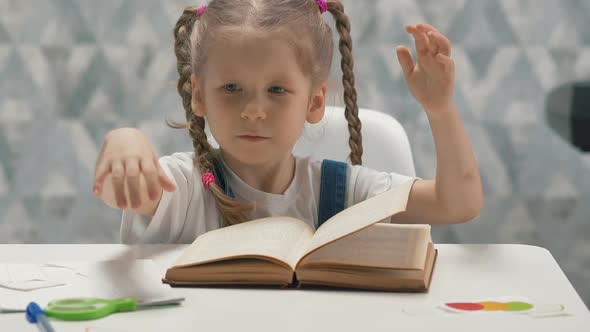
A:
[238,135,269,142]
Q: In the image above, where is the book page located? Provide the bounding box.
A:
[299,178,416,264]
[299,223,431,269]
[171,217,314,271]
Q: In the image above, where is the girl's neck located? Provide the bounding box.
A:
[218,150,296,194]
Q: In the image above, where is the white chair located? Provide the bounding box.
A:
[293,106,416,176]
[205,106,415,176]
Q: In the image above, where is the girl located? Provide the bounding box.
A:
[93,0,483,244]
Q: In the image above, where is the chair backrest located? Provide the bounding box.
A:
[293,106,415,176]
[204,106,415,177]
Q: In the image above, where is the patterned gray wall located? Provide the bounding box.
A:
[0,0,588,306]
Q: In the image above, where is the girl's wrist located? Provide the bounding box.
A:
[424,101,456,119]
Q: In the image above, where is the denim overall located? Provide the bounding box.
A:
[317,159,348,228]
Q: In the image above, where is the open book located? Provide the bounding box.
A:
[163,178,437,291]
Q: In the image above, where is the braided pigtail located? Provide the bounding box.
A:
[326,1,363,165]
[169,6,255,226]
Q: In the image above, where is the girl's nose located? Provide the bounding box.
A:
[240,97,267,120]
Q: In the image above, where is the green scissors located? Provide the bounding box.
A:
[44,297,183,321]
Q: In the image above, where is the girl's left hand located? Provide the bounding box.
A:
[396,23,455,114]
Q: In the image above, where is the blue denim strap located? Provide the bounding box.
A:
[318,159,348,228]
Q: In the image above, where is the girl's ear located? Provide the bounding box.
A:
[307,82,327,124]
[191,74,206,117]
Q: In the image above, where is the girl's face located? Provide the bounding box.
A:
[191,31,326,167]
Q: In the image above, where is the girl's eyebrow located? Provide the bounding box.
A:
[214,75,297,85]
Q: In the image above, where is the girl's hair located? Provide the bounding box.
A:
[170,0,361,226]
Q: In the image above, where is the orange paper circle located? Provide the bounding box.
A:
[480,301,510,311]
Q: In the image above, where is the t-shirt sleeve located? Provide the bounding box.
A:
[347,164,415,213]
[119,152,199,244]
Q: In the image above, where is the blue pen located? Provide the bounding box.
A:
[26,302,56,332]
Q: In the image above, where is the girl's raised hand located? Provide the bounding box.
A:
[93,128,176,212]
[396,23,455,113]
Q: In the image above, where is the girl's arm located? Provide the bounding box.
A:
[397,103,483,224]
[392,24,483,225]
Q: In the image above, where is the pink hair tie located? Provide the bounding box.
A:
[201,172,216,189]
[196,5,207,16]
[315,0,327,14]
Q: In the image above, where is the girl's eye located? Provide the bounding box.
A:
[224,83,241,92]
[268,86,286,94]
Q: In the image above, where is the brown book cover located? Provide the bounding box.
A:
[162,179,437,292]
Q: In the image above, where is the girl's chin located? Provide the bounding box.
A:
[222,147,276,164]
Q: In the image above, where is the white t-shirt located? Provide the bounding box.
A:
[120,151,412,244]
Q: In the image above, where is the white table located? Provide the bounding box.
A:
[0,244,588,332]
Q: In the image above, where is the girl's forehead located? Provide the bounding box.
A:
[205,31,307,80]
[209,31,295,62]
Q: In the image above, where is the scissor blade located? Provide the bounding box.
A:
[136,297,185,309]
